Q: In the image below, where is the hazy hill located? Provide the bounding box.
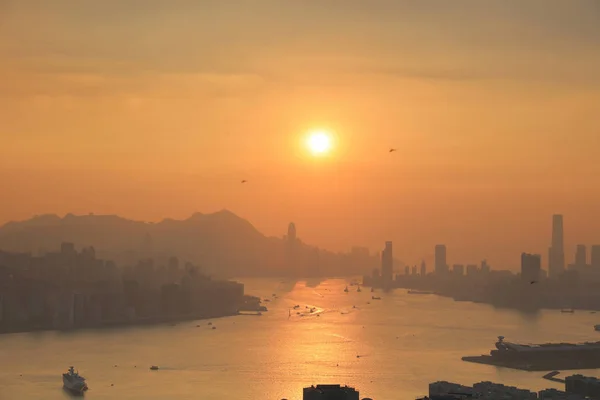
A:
[0,211,377,277]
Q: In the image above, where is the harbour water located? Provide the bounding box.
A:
[1,278,599,400]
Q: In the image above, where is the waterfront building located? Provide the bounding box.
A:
[592,245,600,270]
[381,241,393,285]
[521,253,541,282]
[575,245,587,267]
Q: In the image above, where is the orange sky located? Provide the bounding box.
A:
[1,1,600,269]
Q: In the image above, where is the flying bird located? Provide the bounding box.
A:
[389,148,397,153]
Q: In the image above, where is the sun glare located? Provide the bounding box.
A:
[306,130,332,155]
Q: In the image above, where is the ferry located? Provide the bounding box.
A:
[344,286,349,293]
[62,366,88,393]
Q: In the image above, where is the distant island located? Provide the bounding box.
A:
[0,242,263,334]
[0,210,384,278]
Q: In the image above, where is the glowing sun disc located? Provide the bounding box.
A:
[307,131,332,155]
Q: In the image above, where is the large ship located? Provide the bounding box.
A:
[462,336,600,371]
[63,366,88,394]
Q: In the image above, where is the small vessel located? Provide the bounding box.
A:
[372,296,381,300]
[357,286,362,293]
[594,324,600,331]
[344,286,349,293]
[62,366,88,394]
[150,365,159,370]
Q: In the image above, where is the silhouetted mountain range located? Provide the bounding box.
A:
[0,211,378,277]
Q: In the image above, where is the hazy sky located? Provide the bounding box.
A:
[1,0,600,269]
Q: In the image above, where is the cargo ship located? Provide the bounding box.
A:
[462,336,600,371]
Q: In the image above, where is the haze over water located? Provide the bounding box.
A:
[1,278,599,400]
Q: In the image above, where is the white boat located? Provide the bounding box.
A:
[63,366,88,393]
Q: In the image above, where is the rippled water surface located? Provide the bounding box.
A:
[1,278,599,400]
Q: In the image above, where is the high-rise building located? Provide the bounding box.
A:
[592,245,600,270]
[405,265,410,276]
[548,214,565,279]
[420,260,426,276]
[480,259,490,274]
[521,253,541,282]
[381,241,393,284]
[435,245,447,275]
[575,245,587,267]
[452,264,464,276]
[466,264,479,276]
[411,265,417,275]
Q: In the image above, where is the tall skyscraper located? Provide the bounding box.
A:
[548,214,565,279]
[434,245,447,275]
[521,253,541,282]
[575,245,587,267]
[420,260,426,276]
[381,241,393,284]
[591,245,600,270]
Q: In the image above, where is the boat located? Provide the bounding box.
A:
[462,336,600,371]
[62,366,88,393]
[357,286,362,293]
[344,286,349,293]
[595,324,600,331]
[150,365,159,370]
[407,290,433,295]
[371,296,381,300]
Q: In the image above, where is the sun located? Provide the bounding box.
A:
[306,130,332,155]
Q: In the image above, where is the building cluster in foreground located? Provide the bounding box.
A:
[303,384,361,400]
[300,377,600,400]
[428,374,600,400]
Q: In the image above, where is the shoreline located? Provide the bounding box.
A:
[364,283,600,313]
[461,355,600,372]
[0,311,239,336]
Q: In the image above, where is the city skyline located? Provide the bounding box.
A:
[2,211,599,274]
[2,1,600,271]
